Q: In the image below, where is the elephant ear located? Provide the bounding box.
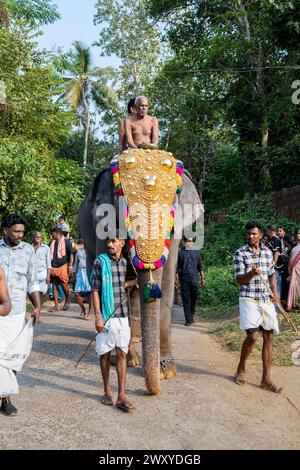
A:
[178,173,204,229]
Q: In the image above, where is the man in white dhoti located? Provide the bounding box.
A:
[233,220,283,393]
[0,214,41,415]
[91,235,137,412]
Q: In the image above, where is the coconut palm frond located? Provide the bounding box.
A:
[88,66,116,80]
[72,40,92,74]
[69,79,83,108]
[59,78,82,109]
[91,82,119,110]
[57,79,75,102]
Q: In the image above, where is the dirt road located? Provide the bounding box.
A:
[0,302,299,450]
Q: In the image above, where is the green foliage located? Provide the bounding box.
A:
[203,143,248,212]
[94,0,162,136]
[59,41,118,166]
[56,131,113,168]
[198,265,239,311]
[0,138,87,235]
[0,23,73,146]
[5,0,60,27]
[202,195,296,268]
[94,0,161,98]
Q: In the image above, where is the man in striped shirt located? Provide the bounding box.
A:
[233,220,282,393]
[91,235,137,412]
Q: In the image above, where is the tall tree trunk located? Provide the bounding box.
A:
[256,43,268,149]
[83,115,90,168]
[235,4,270,189]
[235,0,251,41]
[82,89,90,168]
[111,134,115,155]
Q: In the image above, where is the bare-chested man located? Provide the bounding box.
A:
[118,98,137,153]
[124,96,159,149]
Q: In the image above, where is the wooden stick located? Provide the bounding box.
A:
[251,263,298,333]
[75,336,96,368]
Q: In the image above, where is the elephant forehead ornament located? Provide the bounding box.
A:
[111,149,184,302]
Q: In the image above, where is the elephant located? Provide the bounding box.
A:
[78,149,202,395]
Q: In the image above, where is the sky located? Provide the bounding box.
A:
[38,0,119,68]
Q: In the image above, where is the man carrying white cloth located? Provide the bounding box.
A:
[0,214,41,415]
[233,220,283,393]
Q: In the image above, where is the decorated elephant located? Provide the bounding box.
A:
[78,148,202,394]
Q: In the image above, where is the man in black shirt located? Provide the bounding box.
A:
[176,236,205,326]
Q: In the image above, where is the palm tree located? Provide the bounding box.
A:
[61,41,118,167]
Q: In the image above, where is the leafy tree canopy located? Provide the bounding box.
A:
[1,0,60,28]
[0,23,73,146]
[0,138,87,236]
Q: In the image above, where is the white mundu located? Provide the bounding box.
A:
[0,316,33,397]
[239,298,279,335]
[95,317,131,356]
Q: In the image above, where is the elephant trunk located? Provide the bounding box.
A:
[138,269,163,395]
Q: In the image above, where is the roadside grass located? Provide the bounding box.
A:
[206,308,300,366]
[26,302,34,312]
[197,304,239,320]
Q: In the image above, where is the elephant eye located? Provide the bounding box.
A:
[161,157,173,170]
[124,155,137,168]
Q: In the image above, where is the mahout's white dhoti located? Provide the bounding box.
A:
[95,317,131,356]
[239,298,279,335]
[0,314,33,397]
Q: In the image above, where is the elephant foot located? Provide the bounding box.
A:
[131,336,142,344]
[160,357,176,380]
[127,342,140,367]
[110,350,140,367]
[165,363,177,379]
[127,353,140,367]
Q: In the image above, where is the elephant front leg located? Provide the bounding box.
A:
[109,341,140,367]
[159,239,180,380]
[160,320,177,379]
[129,286,142,343]
[127,340,140,367]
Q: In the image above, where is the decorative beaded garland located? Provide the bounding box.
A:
[110,153,183,271]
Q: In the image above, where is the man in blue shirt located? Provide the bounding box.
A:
[176,236,205,326]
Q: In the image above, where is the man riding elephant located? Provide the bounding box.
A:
[123,96,159,150]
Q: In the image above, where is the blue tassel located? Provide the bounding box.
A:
[144,270,162,302]
[144,283,162,302]
[150,283,162,299]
